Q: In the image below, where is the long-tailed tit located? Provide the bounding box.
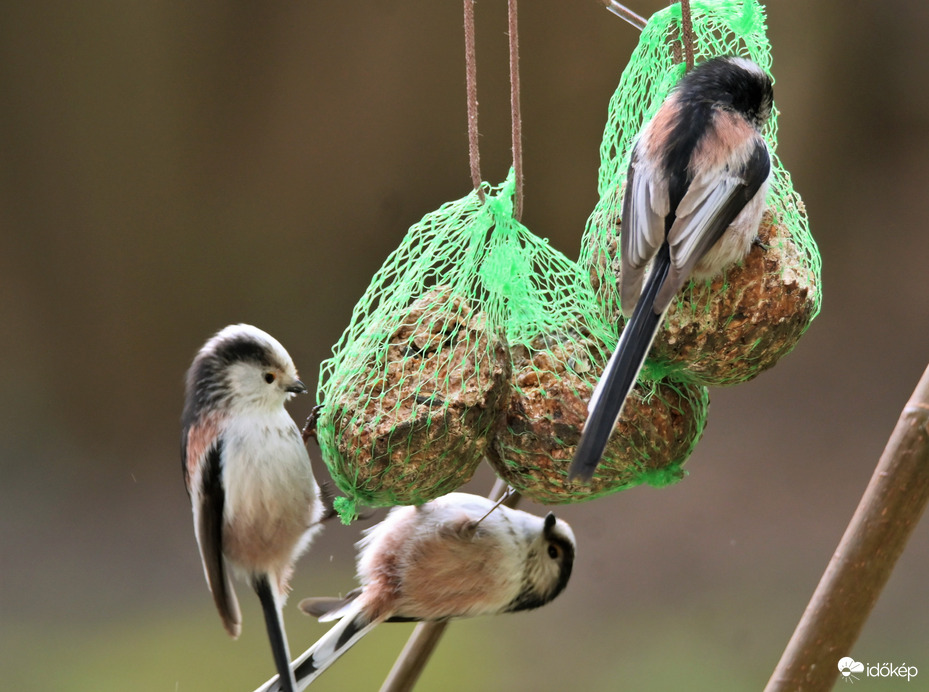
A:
[571,56,774,482]
[182,324,326,692]
[255,492,576,691]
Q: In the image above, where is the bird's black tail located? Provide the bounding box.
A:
[255,576,297,692]
[569,245,672,482]
[254,603,377,692]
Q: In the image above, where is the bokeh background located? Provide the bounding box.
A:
[2,1,928,690]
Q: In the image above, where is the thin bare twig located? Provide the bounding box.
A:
[765,364,929,691]
[463,0,483,201]
[379,479,520,692]
[598,0,647,31]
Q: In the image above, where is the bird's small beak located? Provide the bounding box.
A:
[285,379,307,395]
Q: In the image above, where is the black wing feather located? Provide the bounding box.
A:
[197,441,241,637]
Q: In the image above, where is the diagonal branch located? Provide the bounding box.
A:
[765,363,929,691]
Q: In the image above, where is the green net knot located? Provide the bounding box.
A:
[333,496,358,525]
[638,463,687,489]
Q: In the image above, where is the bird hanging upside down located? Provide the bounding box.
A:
[255,492,576,691]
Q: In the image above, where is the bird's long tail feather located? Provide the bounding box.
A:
[255,576,297,692]
[569,244,672,482]
[254,604,378,692]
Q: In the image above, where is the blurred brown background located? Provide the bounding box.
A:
[2,1,928,690]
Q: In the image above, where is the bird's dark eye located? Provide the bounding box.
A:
[547,544,560,560]
[264,372,276,384]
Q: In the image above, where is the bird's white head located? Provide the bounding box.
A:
[507,511,577,613]
[185,324,307,418]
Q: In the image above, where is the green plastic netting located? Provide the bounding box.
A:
[484,178,709,505]
[580,0,822,387]
[316,171,710,518]
[315,182,511,521]
[314,0,820,517]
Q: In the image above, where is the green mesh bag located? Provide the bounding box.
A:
[484,177,709,504]
[580,0,822,387]
[315,184,511,520]
[317,171,711,517]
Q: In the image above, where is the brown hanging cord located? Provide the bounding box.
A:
[379,4,527,689]
[679,0,695,70]
[508,0,524,221]
[463,0,525,216]
[463,0,484,201]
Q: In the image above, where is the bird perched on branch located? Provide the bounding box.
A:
[255,492,576,691]
[571,56,774,482]
[182,324,326,692]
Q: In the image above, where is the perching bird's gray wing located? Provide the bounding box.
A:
[656,138,771,311]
